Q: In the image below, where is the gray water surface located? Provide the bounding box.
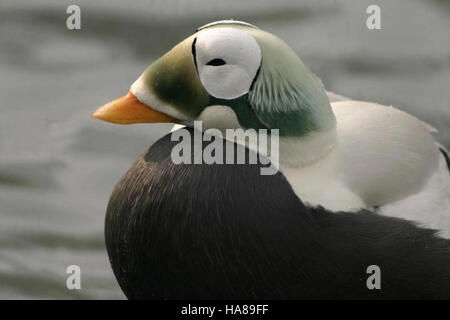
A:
[0,0,449,299]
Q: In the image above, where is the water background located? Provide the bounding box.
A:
[0,0,449,299]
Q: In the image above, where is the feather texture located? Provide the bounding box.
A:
[105,128,450,299]
[281,100,450,236]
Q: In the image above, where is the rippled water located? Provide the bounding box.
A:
[0,0,449,299]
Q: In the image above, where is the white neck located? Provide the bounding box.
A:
[194,104,337,167]
[278,129,337,167]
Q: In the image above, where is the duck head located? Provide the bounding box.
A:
[93,20,336,138]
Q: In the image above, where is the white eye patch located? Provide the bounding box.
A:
[194,27,262,100]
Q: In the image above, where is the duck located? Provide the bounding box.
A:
[92,20,450,298]
[93,20,450,236]
[104,127,450,299]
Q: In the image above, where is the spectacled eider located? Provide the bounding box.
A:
[92,20,450,299]
[93,20,450,233]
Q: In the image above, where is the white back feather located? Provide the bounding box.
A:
[332,100,440,207]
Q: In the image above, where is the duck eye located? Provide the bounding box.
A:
[206,58,226,66]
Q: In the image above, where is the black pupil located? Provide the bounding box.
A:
[206,58,226,66]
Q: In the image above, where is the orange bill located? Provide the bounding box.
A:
[92,91,179,124]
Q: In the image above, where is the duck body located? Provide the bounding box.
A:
[105,128,450,299]
[93,20,449,232]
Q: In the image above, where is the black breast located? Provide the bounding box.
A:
[105,128,450,299]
